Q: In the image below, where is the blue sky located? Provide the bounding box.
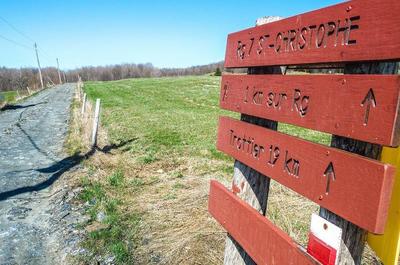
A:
[0,0,343,70]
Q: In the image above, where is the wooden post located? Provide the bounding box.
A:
[81,93,87,116]
[319,62,399,264]
[91,98,101,147]
[223,16,282,265]
[76,83,81,101]
[216,1,400,264]
[26,86,31,95]
[56,58,62,85]
[78,81,83,101]
[34,43,44,90]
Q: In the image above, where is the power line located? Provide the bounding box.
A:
[0,15,57,64]
[0,33,32,50]
[0,15,35,43]
[0,15,60,88]
[38,47,55,62]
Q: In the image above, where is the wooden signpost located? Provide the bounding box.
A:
[210,0,400,264]
[217,116,394,233]
[221,75,400,146]
[224,0,400,68]
[209,180,319,265]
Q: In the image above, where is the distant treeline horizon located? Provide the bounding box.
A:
[0,61,225,92]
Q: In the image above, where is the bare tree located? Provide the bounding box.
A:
[0,61,225,92]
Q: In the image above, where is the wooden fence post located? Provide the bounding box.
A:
[80,83,83,101]
[223,16,282,265]
[91,98,101,147]
[81,93,87,116]
[75,84,79,101]
[79,83,82,101]
[319,61,399,264]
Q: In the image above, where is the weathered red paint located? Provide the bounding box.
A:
[232,182,241,195]
[224,0,400,68]
[220,74,400,146]
[217,116,395,233]
[208,180,320,265]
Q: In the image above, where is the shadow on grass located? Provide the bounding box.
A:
[0,139,136,201]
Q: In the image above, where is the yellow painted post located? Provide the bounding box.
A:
[367,146,400,265]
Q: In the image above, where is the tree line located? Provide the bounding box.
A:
[0,66,62,92]
[0,61,225,92]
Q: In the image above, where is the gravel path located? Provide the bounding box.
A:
[0,84,84,264]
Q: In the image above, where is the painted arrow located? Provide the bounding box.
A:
[323,162,335,194]
[222,84,229,101]
[361,88,377,125]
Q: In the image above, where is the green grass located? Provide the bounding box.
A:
[84,76,235,162]
[84,76,330,162]
[108,169,125,187]
[279,123,331,146]
[79,173,140,264]
[0,91,18,103]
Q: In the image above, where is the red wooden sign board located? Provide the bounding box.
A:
[217,116,395,233]
[224,0,400,68]
[220,74,400,146]
[208,180,320,265]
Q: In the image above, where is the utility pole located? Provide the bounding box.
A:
[56,58,62,84]
[34,43,44,89]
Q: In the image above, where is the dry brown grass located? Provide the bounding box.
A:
[130,158,228,264]
[77,146,230,264]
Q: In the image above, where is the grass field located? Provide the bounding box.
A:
[72,75,381,264]
[0,91,18,103]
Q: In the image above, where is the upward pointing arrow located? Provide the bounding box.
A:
[323,162,335,194]
[222,84,229,101]
[361,88,376,125]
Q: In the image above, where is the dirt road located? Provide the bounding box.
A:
[0,84,84,264]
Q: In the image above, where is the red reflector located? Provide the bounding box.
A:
[307,233,337,265]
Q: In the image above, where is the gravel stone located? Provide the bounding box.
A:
[0,84,86,264]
